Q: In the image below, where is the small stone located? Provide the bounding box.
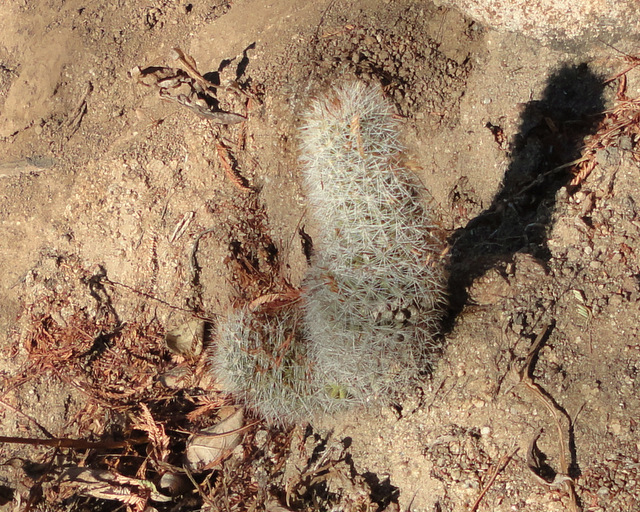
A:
[608,294,623,308]
[609,420,622,435]
[463,478,479,489]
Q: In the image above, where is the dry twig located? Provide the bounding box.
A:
[469,448,518,512]
[570,72,640,188]
[519,324,580,512]
[133,403,171,474]
[0,435,147,450]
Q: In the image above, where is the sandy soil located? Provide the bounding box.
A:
[1,0,639,511]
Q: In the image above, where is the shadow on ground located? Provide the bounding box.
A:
[445,63,606,319]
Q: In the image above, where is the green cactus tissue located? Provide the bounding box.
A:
[209,304,321,426]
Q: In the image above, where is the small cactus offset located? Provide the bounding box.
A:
[300,82,447,405]
[209,82,446,424]
[209,304,323,426]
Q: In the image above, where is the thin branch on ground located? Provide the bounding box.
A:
[469,447,518,512]
[520,324,580,512]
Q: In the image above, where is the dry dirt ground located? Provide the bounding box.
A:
[1,1,639,511]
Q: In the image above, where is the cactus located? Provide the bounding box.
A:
[300,82,446,405]
[210,82,446,424]
[209,304,323,426]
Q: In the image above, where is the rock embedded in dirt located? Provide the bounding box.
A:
[437,0,640,48]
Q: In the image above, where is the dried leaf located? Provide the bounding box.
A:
[216,142,253,192]
[526,434,574,490]
[266,500,295,512]
[59,466,172,504]
[171,47,215,90]
[248,292,300,312]
[170,211,195,243]
[526,431,556,485]
[201,110,246,124]
[185,408,244,472]
[186,395,229,422]
[133,63,246,124]
[158,365,193,389]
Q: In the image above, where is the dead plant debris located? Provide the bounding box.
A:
[570,72,640,188]
[132,48,246,125]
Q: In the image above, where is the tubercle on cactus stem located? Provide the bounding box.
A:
[209,82,447,425]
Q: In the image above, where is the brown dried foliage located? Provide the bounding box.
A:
[571,72,640,187]
[17,308,167,406]
[132,403,171,475]
[216,140,254,192]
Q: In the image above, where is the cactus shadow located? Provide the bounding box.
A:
[444,63,606,323]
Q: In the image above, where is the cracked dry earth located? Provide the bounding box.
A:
[0,0,639,511]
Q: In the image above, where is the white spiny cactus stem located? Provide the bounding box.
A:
[210,305,324,426]
[300,82,446,404]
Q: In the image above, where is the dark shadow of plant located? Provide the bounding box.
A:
[446,63,607,316]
